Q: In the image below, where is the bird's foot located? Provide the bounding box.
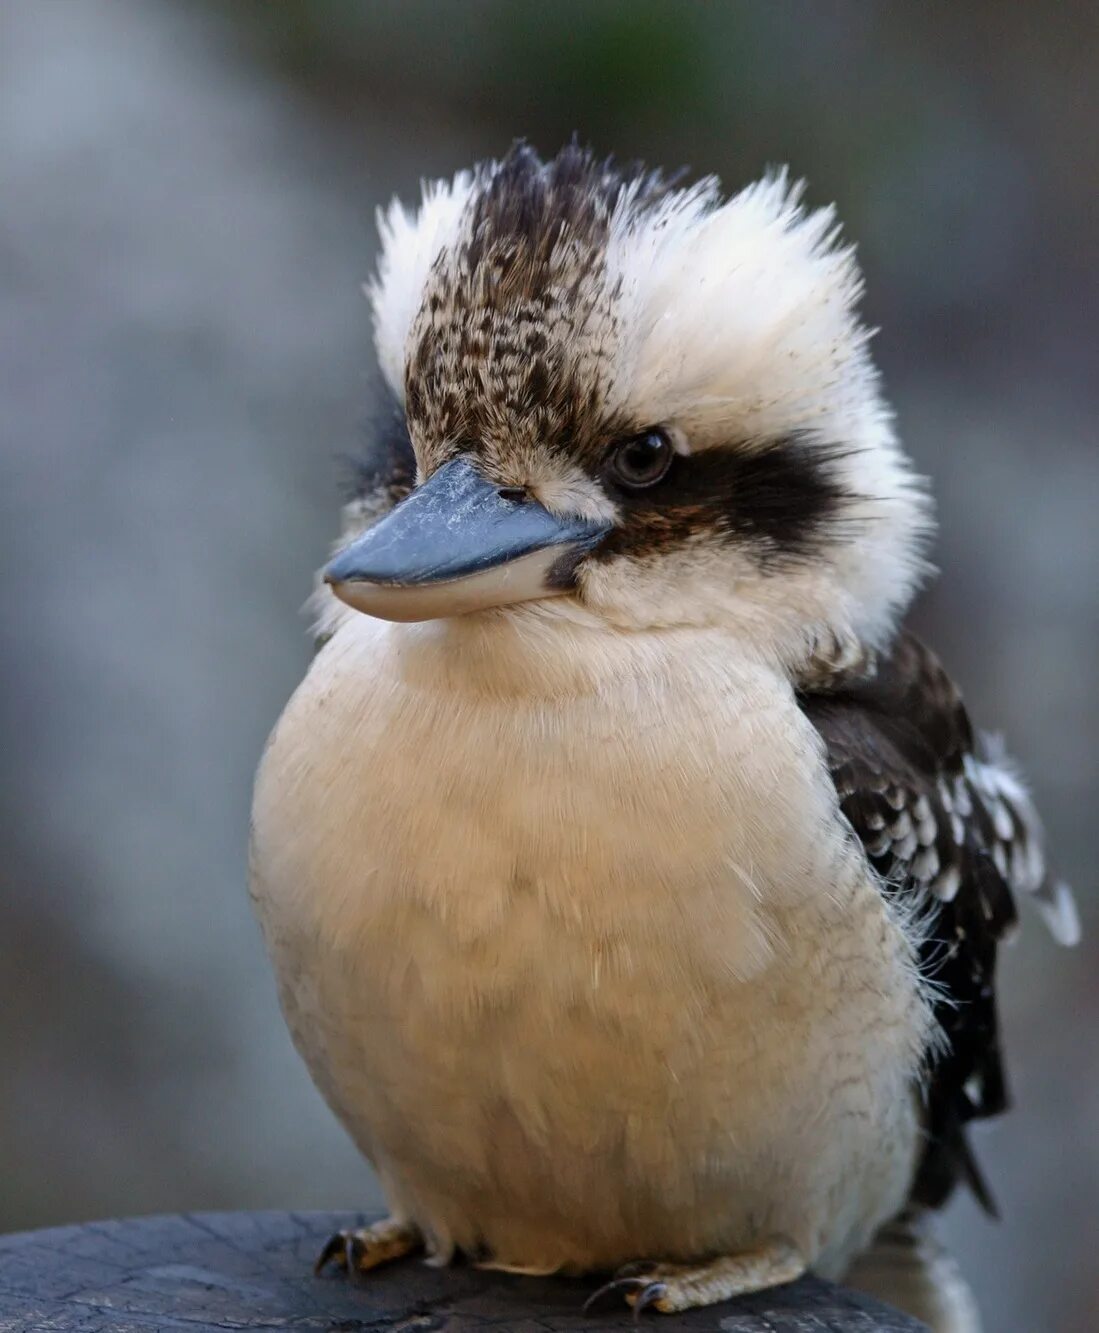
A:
[314,1217,423,1278]
[583,1236,805,1316]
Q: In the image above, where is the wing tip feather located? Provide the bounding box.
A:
[1038,879,1081,947]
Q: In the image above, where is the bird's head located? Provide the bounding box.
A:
[326,143,931,665]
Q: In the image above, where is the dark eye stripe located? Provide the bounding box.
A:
[594,435,858,565]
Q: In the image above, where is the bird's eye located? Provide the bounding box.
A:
[608,430,675,490]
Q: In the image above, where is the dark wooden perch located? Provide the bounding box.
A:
[0,1210,928,1331]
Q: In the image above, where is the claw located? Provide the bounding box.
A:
[582,1275,656,1315]
[632,1281,669,1318]
[345,1232,365,1279]
[584,1239,806,1317]
[314,1232,347,1276]
[313,1219,422,1283]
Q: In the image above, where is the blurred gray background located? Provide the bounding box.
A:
[1,3,1095,1329]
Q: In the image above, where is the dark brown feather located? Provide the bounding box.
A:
[798,631,1067,1215]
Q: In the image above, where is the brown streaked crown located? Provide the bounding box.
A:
[404,142,675,478]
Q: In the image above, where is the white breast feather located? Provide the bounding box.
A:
[251,606,934,1278]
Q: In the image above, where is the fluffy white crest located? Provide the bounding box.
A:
[604,172,877,448]
[370,171,474,399]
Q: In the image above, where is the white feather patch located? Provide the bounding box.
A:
[370,171,475,400]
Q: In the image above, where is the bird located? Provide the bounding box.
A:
[249,142,1079,1330]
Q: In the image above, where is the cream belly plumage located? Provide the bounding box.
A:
[251,603,930,1278]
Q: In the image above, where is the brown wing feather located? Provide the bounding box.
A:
[799,631,1076,1214]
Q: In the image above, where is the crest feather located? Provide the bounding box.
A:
[370,171,474,400]
[603,169,877,449]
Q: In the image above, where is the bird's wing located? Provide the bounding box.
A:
[798,631,1078,1214]
[311,384,416,646]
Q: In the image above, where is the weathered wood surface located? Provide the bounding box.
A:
[0,1211,928,1332]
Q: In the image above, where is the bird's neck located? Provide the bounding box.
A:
[366,598,775,706]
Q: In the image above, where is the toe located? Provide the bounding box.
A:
[583,1275,660,1315]
[345,1232,367,1279]
[314,1232,348,1275]
[629,1281,670,1318]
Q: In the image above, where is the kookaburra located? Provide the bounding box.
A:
[249,143,1078,1330]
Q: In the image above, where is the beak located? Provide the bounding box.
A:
[323,456,611,622]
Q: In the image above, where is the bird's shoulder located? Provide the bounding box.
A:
[797,628,1074,942]
[796,627,1077,1213]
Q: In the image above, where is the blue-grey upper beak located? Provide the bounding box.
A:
[323,456,611,622]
